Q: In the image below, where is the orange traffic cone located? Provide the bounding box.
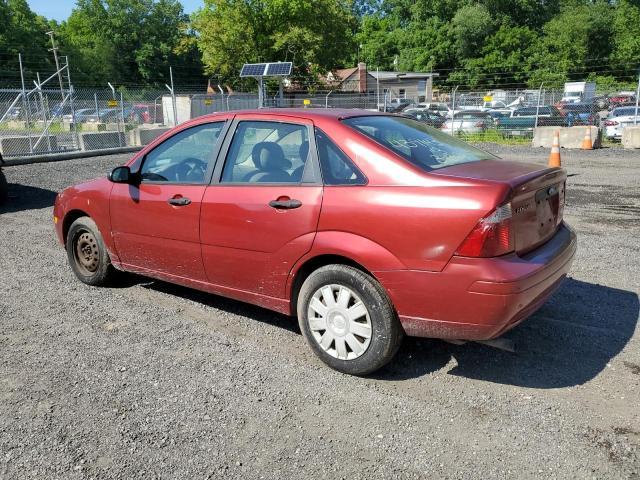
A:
[548,130,561,167]
[581,127,593,150]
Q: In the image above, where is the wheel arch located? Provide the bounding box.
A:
[288,254,377,317]
[62,209,91,244]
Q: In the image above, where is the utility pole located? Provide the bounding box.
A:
[46,30,65,102]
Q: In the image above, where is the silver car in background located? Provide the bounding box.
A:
[603,106,640,140]
[441,111,493,135]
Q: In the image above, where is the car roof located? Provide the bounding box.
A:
[196,108,387,123]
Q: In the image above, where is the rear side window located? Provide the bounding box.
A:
[343,115,495,171]
[315,128,366,185]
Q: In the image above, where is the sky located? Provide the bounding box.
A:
[27,0,203,22]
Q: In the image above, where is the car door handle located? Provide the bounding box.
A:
[269,198,302,209]
[167,196,191,206]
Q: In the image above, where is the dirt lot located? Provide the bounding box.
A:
[1,145,639,479]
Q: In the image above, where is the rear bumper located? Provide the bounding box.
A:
[376,222,577,340]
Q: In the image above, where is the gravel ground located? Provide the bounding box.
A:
[1,145,639,479]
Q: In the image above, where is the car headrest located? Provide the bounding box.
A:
[299,141,309,162]
[251,142,291,171]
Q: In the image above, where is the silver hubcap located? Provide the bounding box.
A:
[307,284,372,361]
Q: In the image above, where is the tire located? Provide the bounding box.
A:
[0,169,7,204]
[66,216,117,286]
[297,264,403,375]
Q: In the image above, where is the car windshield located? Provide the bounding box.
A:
[342,115,496,171]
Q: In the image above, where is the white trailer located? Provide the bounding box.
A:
[562,82,596,103]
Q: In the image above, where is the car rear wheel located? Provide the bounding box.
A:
[66,217,117,286]
[297,265,403,375]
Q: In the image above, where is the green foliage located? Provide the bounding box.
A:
[1,0,639,90]
[0,0,53,84]
[193,0,357,86]
[56,0,203,86]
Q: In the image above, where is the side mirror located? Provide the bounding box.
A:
[109,166,135,184]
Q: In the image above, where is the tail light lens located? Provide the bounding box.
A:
[455,203,514,257]
[604,120,618,126]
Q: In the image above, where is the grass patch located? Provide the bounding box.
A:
[455,129,532,145]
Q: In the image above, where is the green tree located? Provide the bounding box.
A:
[193,0,357,86]
[0,0,53,85]
[57,0,203,86]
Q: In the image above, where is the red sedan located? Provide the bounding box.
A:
[54,109,576,375]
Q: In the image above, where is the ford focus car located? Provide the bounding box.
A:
[54,109,576,375]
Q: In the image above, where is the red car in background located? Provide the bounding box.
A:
[53,109,576,375]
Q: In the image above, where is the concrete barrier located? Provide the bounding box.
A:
[532,126,601,149]
[78,131,126,150]
[622,126,640,149]
[129,126,171,146]
[0,135,58,156]
[6,120,28,130]
[82,122,106,132]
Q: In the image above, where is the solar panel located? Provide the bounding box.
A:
[265,62,292,76]
[240,63,267,77]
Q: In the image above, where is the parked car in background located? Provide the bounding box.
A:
[379,98,411,112]
[495,106,565,137]
[401,110,446,128]
[442,111,493,134]
[557,103,600,126]
[53,109,576,375]
[5,106,22,120]
[126,104,153,123]
[608,93,637,110]
[63,109,97,123]
[85,108,120,123]
[603,106,640,140]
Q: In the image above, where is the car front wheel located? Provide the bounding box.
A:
[297,264,403,375]
[66,216,117,286]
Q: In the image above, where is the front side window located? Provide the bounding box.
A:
[140,122,224,183]
[315,128,366,185]
[343,115,496,171]
[221,121,309,183]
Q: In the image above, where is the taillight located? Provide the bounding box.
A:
[475,122,485,128]
[604,120,618,126]
[455,203,514,257]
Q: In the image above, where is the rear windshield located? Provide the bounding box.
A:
[342,115,496,171]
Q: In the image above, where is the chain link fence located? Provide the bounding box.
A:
[1,84,639,157]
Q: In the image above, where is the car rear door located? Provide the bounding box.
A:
[200,115,323,298]
[110,119,230,280]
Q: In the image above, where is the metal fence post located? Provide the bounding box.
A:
[451,85,459,135]
[64,56,80,151]
[35,73,52,152]
[119,91,125,146]
[634,69,639,125]
[535,82,544,129]
[170,66,177,125]
[18,54,34,153]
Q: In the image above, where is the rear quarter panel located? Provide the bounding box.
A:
[317,184,507,272]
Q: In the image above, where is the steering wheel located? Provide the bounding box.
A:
[175,157,208,182]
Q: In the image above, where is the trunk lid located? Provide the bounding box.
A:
[433,159,567,255]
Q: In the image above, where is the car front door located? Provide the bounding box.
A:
[200,116,323,298]
[110,120,229,281]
